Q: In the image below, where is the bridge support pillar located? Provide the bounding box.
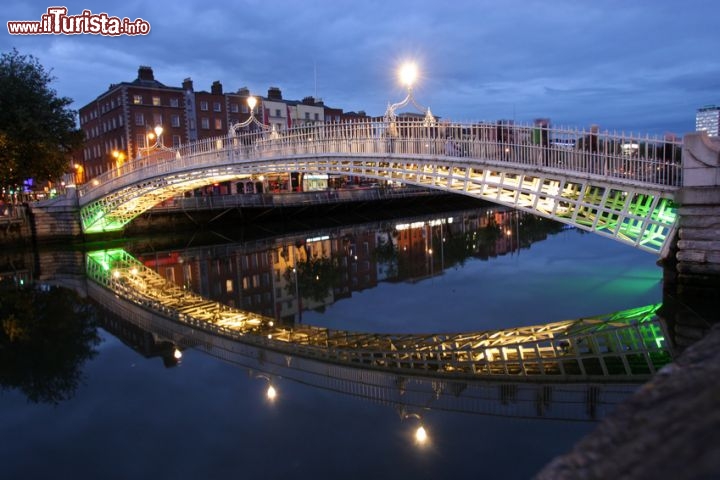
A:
[26,189,84,244]
[661,133,720,350]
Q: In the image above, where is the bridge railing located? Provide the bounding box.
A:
[77,120,683,200]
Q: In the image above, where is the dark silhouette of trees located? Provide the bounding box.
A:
[0,48,83,192]
[0,280,100,404]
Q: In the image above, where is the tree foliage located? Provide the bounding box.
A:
[0,48,83,190]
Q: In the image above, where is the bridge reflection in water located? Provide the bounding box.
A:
[86,245,672,437]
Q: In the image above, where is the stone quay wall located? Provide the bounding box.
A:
[674,133,720,289]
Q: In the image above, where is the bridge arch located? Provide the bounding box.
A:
[77,120,680,254]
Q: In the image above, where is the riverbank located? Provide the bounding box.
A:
[0,208,32,246]
[536,321,720,479]
[0,188,462,247]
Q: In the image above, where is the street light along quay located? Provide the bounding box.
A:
[111,149,127,169]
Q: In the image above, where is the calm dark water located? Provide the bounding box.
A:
[0,205,663,480]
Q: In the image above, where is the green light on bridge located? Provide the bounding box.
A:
[87,249,130,271]
[84,219,127,234]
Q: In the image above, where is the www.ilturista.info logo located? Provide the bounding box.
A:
[7,7,150,36]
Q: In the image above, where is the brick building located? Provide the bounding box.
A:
[78,66,187,178]
[77,65,352,182]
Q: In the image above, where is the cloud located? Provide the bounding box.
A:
[2,0,719,135]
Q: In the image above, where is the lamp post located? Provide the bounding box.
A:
[137,125,174,158]
[384,61,435,126]
[228,95,271,134]
[73,162,85,184]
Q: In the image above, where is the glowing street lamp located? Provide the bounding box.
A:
[247,95,258,112]
[399,62,418,89]
[228,95,271,135]
[385,61,435,126]
[146,125,164,148]
[112,149,127,168]
[136,124,175,159]
[153,125,163,143]
[73,162,85,184]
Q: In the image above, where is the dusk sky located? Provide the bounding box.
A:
[3,1,719,136]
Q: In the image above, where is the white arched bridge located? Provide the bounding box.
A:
[77,120,682,255]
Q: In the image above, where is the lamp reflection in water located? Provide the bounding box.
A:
[399,408,429,447]
[255,374,278,403]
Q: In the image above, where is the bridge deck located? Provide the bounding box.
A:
[73,120,681,254]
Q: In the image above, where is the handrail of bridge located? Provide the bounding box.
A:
[76,120,683,202]
[87,248,673,382]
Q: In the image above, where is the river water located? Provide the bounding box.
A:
[0,201,664,479]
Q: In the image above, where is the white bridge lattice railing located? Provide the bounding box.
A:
[76,120,682,253]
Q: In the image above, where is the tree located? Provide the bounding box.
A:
[0,48,83,192]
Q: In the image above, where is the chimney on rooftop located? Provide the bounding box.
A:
[182,78,194,92]
[211,81,223,95]
[138,66,154,81]
[267,87,282,100]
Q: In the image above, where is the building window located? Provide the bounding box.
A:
[214,118,222,130]
[170,98,179,108]
[200,101,208,111]
[225,279,234,293]
[152,96,161,106]
[153,113,162,126]
[136,134,147,149]
[241,105,248,114]
[172,135,181,147]
[133,95,142,105]
[230,103,239,113]
[213,102,221,112]
[314,113,319,121]
[135,113,144,126]
[275,109,281,117]
[304,112,310,120]
[201,117,209,129]
[171,115,180,127]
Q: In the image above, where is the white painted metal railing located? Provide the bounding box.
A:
[77,120,683,204]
